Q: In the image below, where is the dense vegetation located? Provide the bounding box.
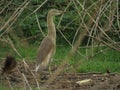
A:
[0,0,120,72]
[0,1,120,89]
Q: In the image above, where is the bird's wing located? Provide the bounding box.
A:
[36,37,55,65]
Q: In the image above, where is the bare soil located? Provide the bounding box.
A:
[1,61,120,90]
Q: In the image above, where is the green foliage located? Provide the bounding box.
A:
[73,48,120,73]
[17,45,37,59]
[0,1,119,73]
[54,46,120,73]
[1,0,119,45]
[77,60,120,73]
[0,43,120,73]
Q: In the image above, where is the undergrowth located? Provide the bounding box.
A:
[0,45,120,73]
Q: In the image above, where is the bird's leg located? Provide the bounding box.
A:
[36,72,41,83]
[48,59,53,75]
[35,65,41,83]
[35,65,40,73]
[48,65,52,75]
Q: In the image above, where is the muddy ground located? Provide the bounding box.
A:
[1,61,120,90]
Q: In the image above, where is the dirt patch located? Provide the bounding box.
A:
[1,61,120,90]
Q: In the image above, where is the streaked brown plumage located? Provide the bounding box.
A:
[1,55,17,75]
[35,9,63,72]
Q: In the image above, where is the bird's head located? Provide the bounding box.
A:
[48,9,64,16]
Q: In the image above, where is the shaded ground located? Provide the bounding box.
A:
[1,61,120,90]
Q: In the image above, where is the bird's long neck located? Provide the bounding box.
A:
[47,13,56,42]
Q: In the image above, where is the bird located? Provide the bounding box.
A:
[1,55,17,75]
[35,9,63,73]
